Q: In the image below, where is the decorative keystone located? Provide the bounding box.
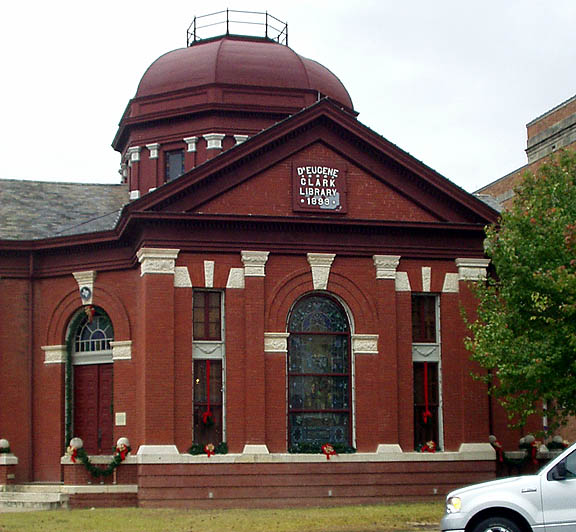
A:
[73,270,96,305]
[307,253,335,290]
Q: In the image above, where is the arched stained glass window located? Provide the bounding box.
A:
[72,308,114,366]
[288,295,351,449]
[75,314,114,353]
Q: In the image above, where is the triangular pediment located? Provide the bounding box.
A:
[126,99,497,227]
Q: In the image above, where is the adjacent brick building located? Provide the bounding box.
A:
[0,14,504,507]
[477,94,576,209]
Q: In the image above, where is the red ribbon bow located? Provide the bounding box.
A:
[321,444,337,460]
[116,444,128,461]
[205,444,215,458]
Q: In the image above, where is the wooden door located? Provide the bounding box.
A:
[73,364,113,454]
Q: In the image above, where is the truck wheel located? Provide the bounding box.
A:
[471,516,523,532]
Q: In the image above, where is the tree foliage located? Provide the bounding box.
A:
[467,150,576,434]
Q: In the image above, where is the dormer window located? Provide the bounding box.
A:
[165,149,185,182]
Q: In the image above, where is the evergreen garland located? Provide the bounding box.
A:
[65,310,87,449]
[73,446,131,478]
[0,447,11,454]
[188,442,228,455]
[288,442,356,454]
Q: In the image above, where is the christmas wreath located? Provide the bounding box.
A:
[188,442,228,456]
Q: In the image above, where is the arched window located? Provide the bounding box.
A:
[74,311,114,361]
[288,294,351,449]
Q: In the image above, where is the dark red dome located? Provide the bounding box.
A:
[136,36,353,111]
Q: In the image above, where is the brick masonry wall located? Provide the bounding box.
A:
[137,460,496,509]
[0,278,32,481]
[195,143,439,222]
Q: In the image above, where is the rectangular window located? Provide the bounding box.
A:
[165,149,185,182]
[412,294,441,450]
[193,291,222,341]
[412,295,437,343]
[193,359,223,446]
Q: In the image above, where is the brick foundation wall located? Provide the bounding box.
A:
[137,459,496,509]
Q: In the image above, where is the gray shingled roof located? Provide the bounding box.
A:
[0,179,129,240]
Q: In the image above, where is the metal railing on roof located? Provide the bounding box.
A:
[187,9,288,47]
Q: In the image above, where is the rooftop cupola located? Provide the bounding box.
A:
[113,10,354,199]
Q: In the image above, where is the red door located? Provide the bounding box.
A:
[73,364,113,454]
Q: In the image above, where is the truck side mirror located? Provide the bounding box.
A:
[551,460,567,481]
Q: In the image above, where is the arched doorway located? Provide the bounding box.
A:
[287,294,351,450]
[69,307,114,455]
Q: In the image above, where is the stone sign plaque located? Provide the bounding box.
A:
[292,163,347,213]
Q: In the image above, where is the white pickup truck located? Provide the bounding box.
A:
[441,441,576,532]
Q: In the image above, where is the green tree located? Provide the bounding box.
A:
[467,150,576,434]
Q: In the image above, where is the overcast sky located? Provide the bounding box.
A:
[1,0,575,192]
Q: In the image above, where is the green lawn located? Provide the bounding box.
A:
[0,502,444,532]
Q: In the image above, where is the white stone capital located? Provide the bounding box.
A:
[127,146,141,162]
[137,248,180,276]
[110,340,132,361]
[456,258,490,281]
[203,133,226,150]
[373,255,401,280]
[42,345,67,365]
[352,334,379,355]
[264,332,289,353]
[146,143,160,159]
[234,134,249,145]
[183,136,198,152]
[241,251,270,277]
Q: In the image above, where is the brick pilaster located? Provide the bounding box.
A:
[136,248,179,446]
[241,251,269,451]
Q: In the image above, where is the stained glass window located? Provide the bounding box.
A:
[288,295,351,448]
[74,312,114,353]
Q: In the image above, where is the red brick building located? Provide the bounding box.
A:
[477,93,576,209]
[0,13,502,507]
